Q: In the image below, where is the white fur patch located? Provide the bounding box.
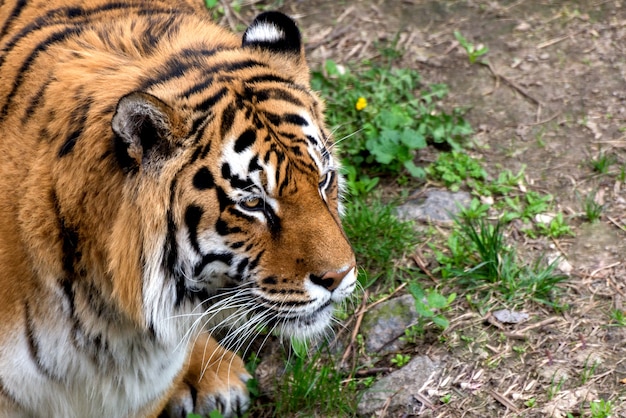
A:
[245,22,285,44]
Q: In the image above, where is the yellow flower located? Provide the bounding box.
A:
[355,97,367,111]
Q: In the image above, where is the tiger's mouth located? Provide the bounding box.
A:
[264,300,336,340]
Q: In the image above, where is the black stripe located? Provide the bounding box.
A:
[141,58,267,92]
[264,205,281,237]
[184,205,203,253]
[189,141,211,164]
[219,102,237,139]
[193,252,233,277]
[192,167,214,190]
[215,218,242,236]
[163,175,181,279]
[164,210,178,273]
[227,207,256,223]
[0,0,27,41]
[230,175,255,191]
[59,92,92,157]
[215,186,233,212]
[0,26,82,121]
[24,302,60,381]
[245,74,292,85]
[221,162,255,190]
[60,278,76,317]
[236,257,249,275]
[258,296,311,307]
[248,156,262,172]
[21,73,51,124]
[282,113,309,127]
[234,129,256,153]
[249,87,304,107]
[195,87,228,113]
[247,249,264,272]
[189,114,216,146]
[51,189,80,277]
[163,177,179,273]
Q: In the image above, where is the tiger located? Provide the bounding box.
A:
[0,1,357,417]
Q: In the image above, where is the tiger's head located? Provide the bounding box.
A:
[108,12,356,342]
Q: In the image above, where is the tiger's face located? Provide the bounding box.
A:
[111,12,356,341]
[170,91,356,340]
[174,93,356,339]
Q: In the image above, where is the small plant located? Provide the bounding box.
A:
[203,0,226,20]
[536,213,573,238]
[590,399,614,418]
[476,167,526,197]
[583,190,603,222]
[580,356,600,384]
[512,345,526,354]
[618,165,626,182]
[589,152,616,174]
[608,309,626,327]
[390,353,411,368]
[547,375,566,400]
[426,151,487,192]
[454,31,489,64]
[440,393,452,404]
[408,282,456,329]
[524,397,536,408]
[461,198,491,220]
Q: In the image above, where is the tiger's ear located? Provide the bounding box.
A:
[242,11,303,58]
[111,92,180,172]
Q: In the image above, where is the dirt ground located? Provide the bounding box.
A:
[228,1,626,416]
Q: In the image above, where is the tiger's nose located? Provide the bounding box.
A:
[310,263,356,292]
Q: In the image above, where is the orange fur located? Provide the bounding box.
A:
[0,1,355,416]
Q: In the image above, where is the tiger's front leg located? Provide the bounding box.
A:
[164,334,251,418]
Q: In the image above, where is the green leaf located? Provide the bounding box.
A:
[400,128,426,149]
[290,338,309,358]
[404,160,425,178]
[427,291,448,309]
[324,60,340,76]
[432,316,450,329]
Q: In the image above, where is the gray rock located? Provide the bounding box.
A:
[395,189,471,223]
[360,294,419,355]
[492,309,529,324]
[357,355,441,416]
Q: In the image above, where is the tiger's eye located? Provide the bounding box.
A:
[241,197,263,210]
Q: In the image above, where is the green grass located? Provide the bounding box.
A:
[589,152,616,174]
[342,196,417,288]
[608,309,626,327]
[435,215,567,310]
[262,346,356,417]
[583,190,603,222]
[590,399,614,418]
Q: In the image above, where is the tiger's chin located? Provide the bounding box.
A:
[274,304,336,341]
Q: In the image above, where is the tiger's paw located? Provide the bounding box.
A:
[165,335,251,418]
